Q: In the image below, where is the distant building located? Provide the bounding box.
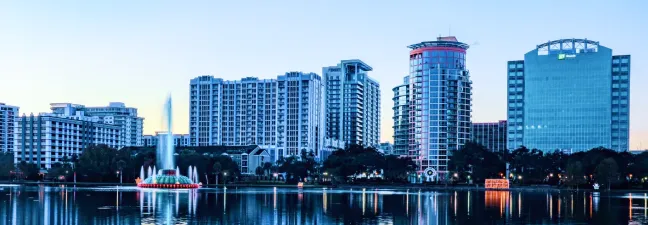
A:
[14,104,121,170]
[322,59,381,147]
[0,103,19,153]
[50,102,144,148]
[378,142,394,155]
[143,132,190,147]
[507,39,630,152]
[471,120,507,152]
[392,76,410,156]
[189,72,328,161]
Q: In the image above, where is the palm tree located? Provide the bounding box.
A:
[212,162,222,186]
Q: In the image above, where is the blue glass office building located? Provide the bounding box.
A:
[507,39,630,152]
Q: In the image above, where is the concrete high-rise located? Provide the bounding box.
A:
[50,102,144,148]
[189,72,328,161]
[0,103,19,153]
[322,59,381,147]
[395,36,472,180]
[507,39,630,152]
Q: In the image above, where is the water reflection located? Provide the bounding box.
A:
[0,185,645,224]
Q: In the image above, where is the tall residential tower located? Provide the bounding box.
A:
[395,36,472,180]
[189,72,326,161]
[507,38,630,152]
[322,59,381,147]
[0,103,19,153]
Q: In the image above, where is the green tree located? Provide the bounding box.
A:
[595,158,620,190]
[47,162,73,181]
[565,160,586,189]
[16,161,39,180]
[449,141,504,183]
[383,155,417,182]
[278,155,318,184]
[0,152,15,179]
[212,155,240,183]
[76,145,123,182]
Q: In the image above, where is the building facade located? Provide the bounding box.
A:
[143,132,190,147]
[378,142,394,155]
[14,104,121,170]
[507,39,630,152]
[189,72,326,161]
[322,60,381,147]
[0,103,18,153]
[392,76,410,156]
[471,120,507,152]
[395,36,472,179]
[50,102,144,148]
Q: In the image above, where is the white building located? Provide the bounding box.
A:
[0,103,19,153]
[323,60,381,147]
[143,132,190,147]
[50,102,144,148]
[14,104,121,170]
[190,72,328,161]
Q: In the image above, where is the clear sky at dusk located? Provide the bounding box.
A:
[1,1,646,149]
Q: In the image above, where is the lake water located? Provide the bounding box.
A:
[0,184,644,224]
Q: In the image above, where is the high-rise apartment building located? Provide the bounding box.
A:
[50,102,144,148]
[189,72,326,161]
[471,120,507,152]
[14,104,121,169]
[0,103,19,153]
[507,39,630,152]
[322,59,381,147]
[392,76,410,156]
[394,36,472,180]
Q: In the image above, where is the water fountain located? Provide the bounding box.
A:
[137,96,201,189]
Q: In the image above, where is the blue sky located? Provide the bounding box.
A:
[1,1,646,149]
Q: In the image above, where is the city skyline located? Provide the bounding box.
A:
[1,1,646,150]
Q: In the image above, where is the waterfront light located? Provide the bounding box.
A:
[518,175,522,180]
[453,173,458,178]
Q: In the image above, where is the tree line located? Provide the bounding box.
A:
[1,144,419,185]
[449,141,647,189]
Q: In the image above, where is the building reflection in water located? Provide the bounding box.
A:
[0,185,645,224]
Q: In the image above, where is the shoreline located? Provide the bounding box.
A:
[2,181,647,193]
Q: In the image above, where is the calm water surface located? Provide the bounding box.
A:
[0,185,644,224]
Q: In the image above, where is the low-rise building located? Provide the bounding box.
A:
[191,145,272,175]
